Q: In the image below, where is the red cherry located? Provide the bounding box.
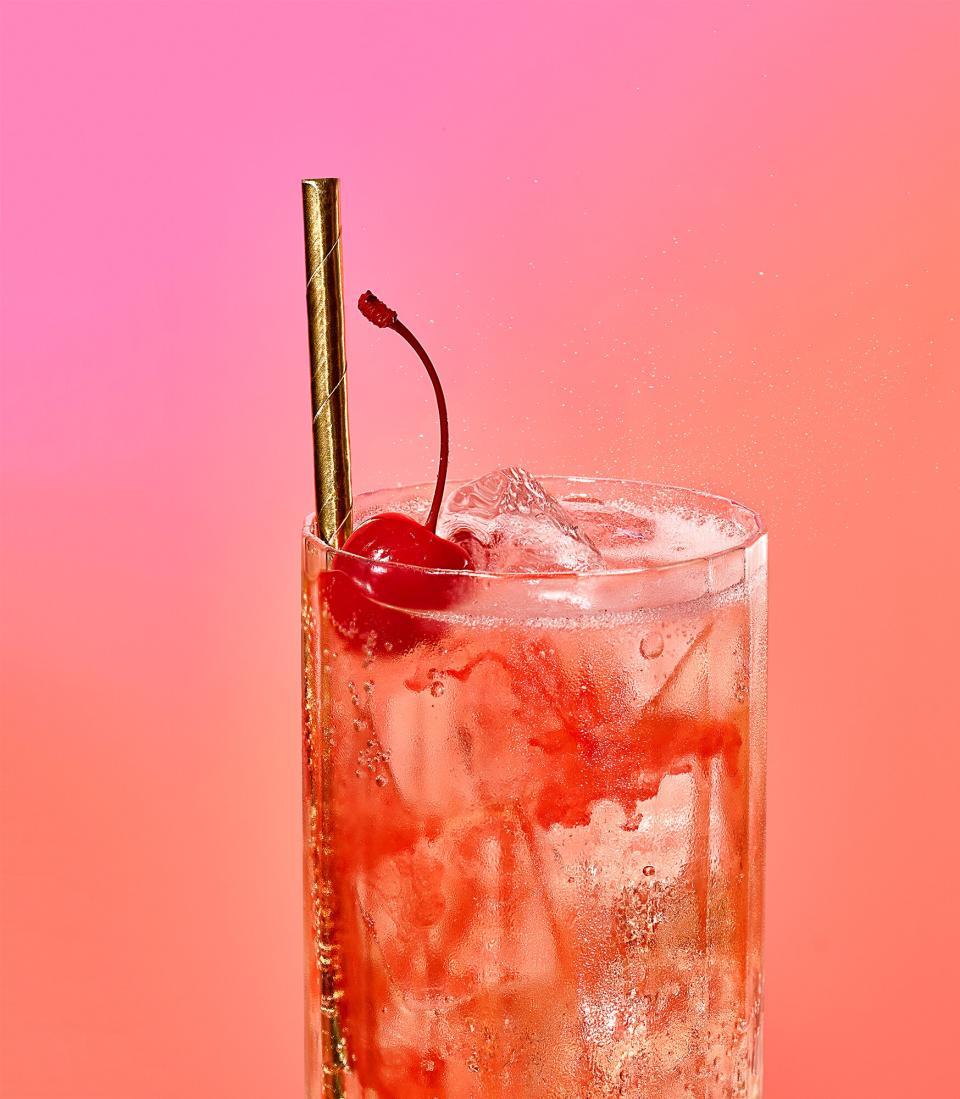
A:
[342,513,471,574]
[323,292,473,652]
[325,513,471,653]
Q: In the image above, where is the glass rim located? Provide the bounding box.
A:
[303,476,765,582]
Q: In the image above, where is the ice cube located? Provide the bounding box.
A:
[438,467,604,573]
[357,805,563,1010]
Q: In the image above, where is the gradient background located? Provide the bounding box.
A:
[1,1,958,1096]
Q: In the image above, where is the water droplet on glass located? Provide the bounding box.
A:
[640,631,664,659]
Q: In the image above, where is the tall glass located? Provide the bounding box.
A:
[302,478,767,1099]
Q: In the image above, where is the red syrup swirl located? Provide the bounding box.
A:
[322,292,472,654]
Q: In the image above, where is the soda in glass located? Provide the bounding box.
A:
[302,471,766,1098]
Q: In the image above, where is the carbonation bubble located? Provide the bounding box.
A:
[640,631,664,659]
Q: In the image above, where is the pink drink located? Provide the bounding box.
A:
[302,477,767,1098]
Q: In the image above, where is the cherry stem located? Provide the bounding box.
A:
[358,292,450,532]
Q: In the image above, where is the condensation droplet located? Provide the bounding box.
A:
[430,681,445,698]
[375,774,388,787]
[642,864,656,877]
[640,631,664,659]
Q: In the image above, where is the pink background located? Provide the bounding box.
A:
[2,1,958,1096]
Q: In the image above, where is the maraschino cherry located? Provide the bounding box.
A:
[323,291,472,652]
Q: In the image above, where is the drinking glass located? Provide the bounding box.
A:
[302,478,767,1099]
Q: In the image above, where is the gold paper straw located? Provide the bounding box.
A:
[302,178,353,546]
